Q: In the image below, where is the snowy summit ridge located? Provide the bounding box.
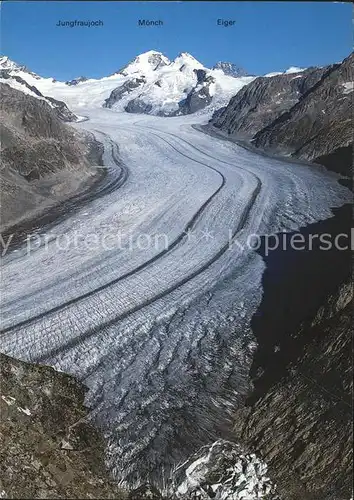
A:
[0,50,255,117]
[115,50,171,76]
[0,56,25,72]
[264,66,306,77]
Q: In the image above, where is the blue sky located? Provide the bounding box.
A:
[1,1,352,80]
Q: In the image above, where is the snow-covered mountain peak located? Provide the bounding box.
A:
[0,56,26,72]
[140,49,168,59]
[213,61,248,78]
[118,50,171,76]
[173,52,204,68]
[0,55,43,81]
[177,51,198,60]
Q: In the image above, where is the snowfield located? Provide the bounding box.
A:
[0,54,351,487]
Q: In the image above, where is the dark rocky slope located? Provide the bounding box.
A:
[210,53,353,176]
[233,205,353,500]
[211,66,329,139]
[0,83,102,233]
[0,353,125,499]
[253,53,353,174]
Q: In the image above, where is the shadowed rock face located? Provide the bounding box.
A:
[0,353,126,499]
[103,77,146,108]
[0,83,101,232]
[234,286,352,500]
[125,98,153,114]
[176,73,216,115]
[253,53,353,172]
[232,206,353,500]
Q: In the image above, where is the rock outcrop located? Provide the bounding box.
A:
[0,83,102,232]
[124,98,153,114]
[0,353,125,499]
[103,77,146,109]
[65,76,88,86]
[176,71,216,115]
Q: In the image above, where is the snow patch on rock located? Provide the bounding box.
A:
[264,67,306,78]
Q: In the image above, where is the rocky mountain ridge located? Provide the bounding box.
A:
[0,55,41,79]
[212,61,249,78]
[0,69,80,122]
[210,65,330,138]
[210,52,353,176]
[253,53,353,174]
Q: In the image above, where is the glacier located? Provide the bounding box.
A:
[0,53,352,485]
